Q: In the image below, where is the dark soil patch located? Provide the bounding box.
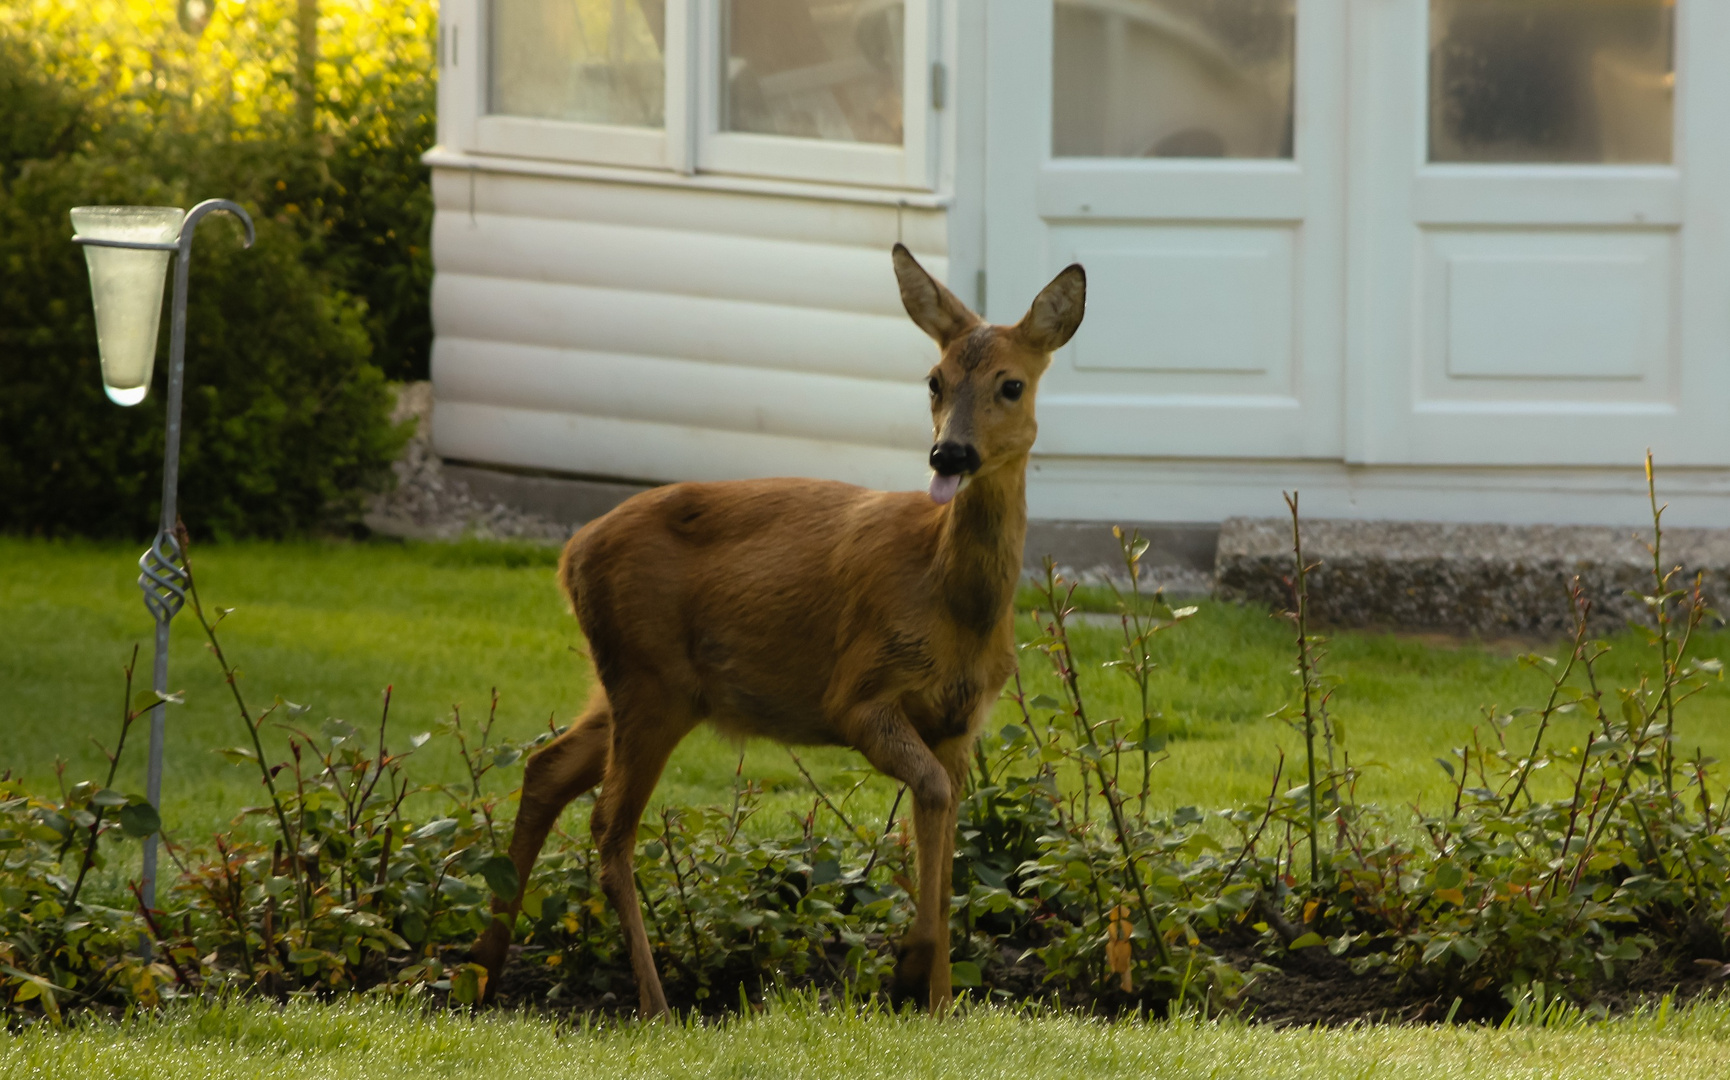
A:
[475,933,1730,1028]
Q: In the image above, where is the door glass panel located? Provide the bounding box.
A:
[490,0,666,127]
[1052,0,1295,159]
[1429,0,1674,164]
[722,0,905,146]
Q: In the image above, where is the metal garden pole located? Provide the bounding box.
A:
[73,199,255,912]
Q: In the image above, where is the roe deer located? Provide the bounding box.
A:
[471,245,1085,1015]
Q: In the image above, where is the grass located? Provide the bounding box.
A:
[6,534,1730,844]
[8,993,1730,1079]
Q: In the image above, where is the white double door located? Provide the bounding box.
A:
[985,0,1730,469]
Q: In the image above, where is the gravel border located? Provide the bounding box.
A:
[364,383,573,544]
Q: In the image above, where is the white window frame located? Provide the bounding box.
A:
[438,0,936,190]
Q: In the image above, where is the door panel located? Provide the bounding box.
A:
[1063,227,1293,379]
[986,0,1344,461]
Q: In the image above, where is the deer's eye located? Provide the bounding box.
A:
[927,376,941,397]
[1001,379,1025,402]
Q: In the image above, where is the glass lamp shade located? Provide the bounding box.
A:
[70,206,185,406]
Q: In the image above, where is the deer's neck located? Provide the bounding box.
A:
[933,459,1027,638]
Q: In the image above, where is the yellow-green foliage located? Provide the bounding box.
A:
[1,1,435,140]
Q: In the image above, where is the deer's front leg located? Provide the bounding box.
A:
[851,708,969,1012]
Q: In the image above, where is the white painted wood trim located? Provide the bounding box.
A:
[433,401,930,492]
[1412,166,1682,226]
[436,0,480,151]
[431,274,935,384]
[1025,456,1730,529]
[431,212,946,315]
[474,116,667,169]
[423,147,952,209]
[433,337,929,450]
[1036,160,1307,221]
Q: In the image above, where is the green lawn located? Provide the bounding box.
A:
[8,994,1730,1079]
[4,535,1729,847]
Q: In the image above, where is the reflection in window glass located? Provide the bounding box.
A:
[1052,0,1294,159]
[723,0,904,146]
[490,0,666,127]
[1430,0,1674,164]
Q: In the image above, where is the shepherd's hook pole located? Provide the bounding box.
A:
[80,200,255,920]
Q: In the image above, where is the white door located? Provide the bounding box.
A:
[1348,0,1730,466]
[984,0,1348,460]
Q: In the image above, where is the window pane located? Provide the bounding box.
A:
[490,0,666,127]
[1053,0,1295,159]
[723,0,904,146]
[1429,0,1674,164]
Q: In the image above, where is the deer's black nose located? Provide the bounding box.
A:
[929,441,980,476]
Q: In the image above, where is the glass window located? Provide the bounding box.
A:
[1429,0,1674,164]
[722,0,905,146]
[490,0,667,127]
[1052,0,1295,159]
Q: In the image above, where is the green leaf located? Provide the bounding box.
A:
[1026,694,1063,711]
[811,859,840,885]
[521,889,545,921]
[117,800,161,838]
[287,949,325,964]
[130,689,183,715]
[409,732,432,749]
[1421,937,1452,965]
[1451,936,1483,964]
[451,962,487,1004]
[407,818,458,842]
[1435,758,1456,778]
[212,747,258,765]
[1288,932,1324,950]
[1434,861,1464,890]
[949,961,981,988]
[89,788,129,808]
[478,855,520,902]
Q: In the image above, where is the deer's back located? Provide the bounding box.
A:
[559,478,960,745]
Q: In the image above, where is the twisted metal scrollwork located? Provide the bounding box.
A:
[138,530,187,624]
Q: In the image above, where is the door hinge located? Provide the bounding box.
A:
[931,61,947,110]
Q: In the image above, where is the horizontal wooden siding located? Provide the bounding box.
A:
[428,168,948,491]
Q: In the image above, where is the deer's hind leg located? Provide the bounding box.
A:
[473,689,612,991]
[590,682,694,1018]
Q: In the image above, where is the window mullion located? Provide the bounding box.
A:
[666,0,698,174]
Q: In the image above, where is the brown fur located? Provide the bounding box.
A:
[471,246,1086,1015]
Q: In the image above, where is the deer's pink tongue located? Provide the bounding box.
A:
[928,472,961,505]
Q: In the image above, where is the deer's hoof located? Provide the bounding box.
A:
[470,921,511,995]
[890,938,935,1009]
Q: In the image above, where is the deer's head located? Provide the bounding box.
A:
[893,244,1085,505]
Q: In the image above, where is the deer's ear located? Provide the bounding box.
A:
[1016,263,1086,353]
[893,243,977,347]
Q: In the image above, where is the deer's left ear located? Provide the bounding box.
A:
[1016,263,1086,353]
[894,243,978,347]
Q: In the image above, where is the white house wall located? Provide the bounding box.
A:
[428,166,947,493]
